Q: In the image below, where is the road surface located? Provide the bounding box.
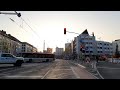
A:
[0,59,96,79]
[97,61,120,79]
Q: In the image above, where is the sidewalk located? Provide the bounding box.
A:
[70,59,102,79]
[71,59,97,71]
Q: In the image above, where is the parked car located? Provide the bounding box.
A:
[0,53,24,67]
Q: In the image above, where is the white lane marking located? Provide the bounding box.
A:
[0,67,22,75]
[0,68,15,72]
[41,68,52,79]
[96,68,104,79]
[41,61,58,79]
[41,60,59,79]
[70,67,80,79]
[97,67,120,69]
[52,69,71,71]
[94,62,103,79]
[77,63,98,79]
[19,70,34,74]
[85,70,99,79]
[77,64,86,68]
[4,75,43,78]
[67,61,71,65]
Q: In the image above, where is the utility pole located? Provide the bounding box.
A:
[0,11,21,17]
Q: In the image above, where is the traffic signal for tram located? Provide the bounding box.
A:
[64,28,66,34]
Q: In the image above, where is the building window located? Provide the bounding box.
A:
[90,51,93,53]
[100,47,102,49]
[86,47,88,49]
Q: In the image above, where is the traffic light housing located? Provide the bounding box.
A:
[80,47,82,51]
[17,13,21,17]
[64,28,66,34]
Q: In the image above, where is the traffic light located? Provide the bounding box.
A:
[64,28,66,34]
[17,13,21,17]
[80,47,82,51]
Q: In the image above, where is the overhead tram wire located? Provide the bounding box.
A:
[20,17,42,41]
[5,15,29,35]
[4,15,26,36]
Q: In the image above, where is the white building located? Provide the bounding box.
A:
[75,29,97,59]
[55,47,64,56]
[75,29,112,59]
[112,39,120,55]
[96,41,112,56]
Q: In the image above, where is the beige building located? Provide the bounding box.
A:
[47,48,53,54]
[0,30,22,55]
[0,30,37,55]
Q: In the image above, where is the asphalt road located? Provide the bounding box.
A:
[0,59,96,79]
[97,61,120,79]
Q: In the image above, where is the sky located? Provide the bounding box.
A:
[0,11,120,52]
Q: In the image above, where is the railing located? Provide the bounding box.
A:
[108,58,120,63]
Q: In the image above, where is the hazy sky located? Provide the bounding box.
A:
[0,11,120,52]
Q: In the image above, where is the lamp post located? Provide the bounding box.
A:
[0,11,21,17]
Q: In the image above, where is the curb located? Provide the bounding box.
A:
[71,60,102,79]
[77,63,99,79]
[95,62,104,79]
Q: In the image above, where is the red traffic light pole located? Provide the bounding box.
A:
[64,28,79,35]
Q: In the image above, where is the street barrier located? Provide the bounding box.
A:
[108,58,120,64]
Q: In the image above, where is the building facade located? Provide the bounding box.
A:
[47,48,53,54]
[0,30,37,55]
[75,30,97,59]
[74,29,113,60]
[21,42,37,53]
[96,41,113,57]
[0,30,22,55]
[112,39,120,56]
[55,47,64,59]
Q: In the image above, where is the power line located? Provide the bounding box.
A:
[4,15,34,40]
[6,16,29,34]
[20,17,41,40]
